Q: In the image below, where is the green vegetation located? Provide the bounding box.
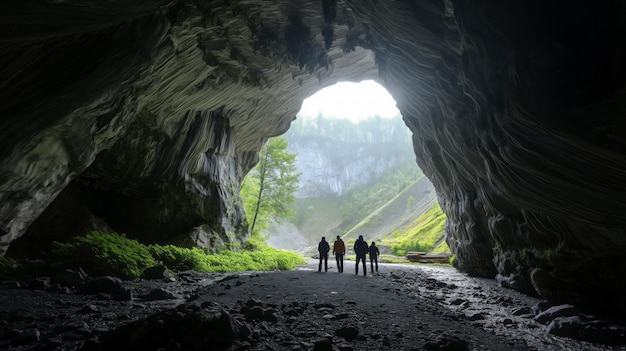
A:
[241,136,300,236]
[449,254,456,265]
[52,231,306,279]
[339,160,422,232]
[52,232,156,279]
[0,256,14,276]
[386,202,449,256]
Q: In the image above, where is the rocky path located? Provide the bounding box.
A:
[1,259,625,350]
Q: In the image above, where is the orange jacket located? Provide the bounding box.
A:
[333,239,346,255]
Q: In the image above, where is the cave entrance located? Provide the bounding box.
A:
[262,80,445,259]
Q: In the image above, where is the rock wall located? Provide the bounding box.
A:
[1,0,626,314]
[0,0,378,253]
[349,0,626,315]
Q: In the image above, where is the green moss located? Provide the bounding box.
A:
[148,245,206,272]
[52,231,156,279]
[0,256,14,276]
[52,232,306,279]
[189,247,306,273]
[449,254,456,265]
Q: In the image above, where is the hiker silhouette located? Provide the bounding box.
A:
[353,235,368,276]
[333,235,346,273]
[318,236,330,272]
[369,241,380,272]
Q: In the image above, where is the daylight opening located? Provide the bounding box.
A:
[242,80,448,265]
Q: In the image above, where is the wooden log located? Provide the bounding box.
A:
[406,252,452,263]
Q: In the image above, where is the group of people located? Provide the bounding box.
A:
[317,235,380,276]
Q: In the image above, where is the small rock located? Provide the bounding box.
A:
[334,312,350,320]
[532,300,556,314]
[534,304,579,325]
[63,327,93,340]
[12,328,40,344]
[77,304,99,314]
[313,339,333,351]
[141,288,177,301]
[80,276,123,294]
[511,306,532,316]
[313,303,335,309]
[502,318,515,326]
[52,269,85,286]
[26,277,50,290]
[284,307,304,316]
[449,298,464,305]
[423,333,468,351]
[546,316,584,339]
[335,325,359,340]
[242,305,264,321]
[141,265,170,280]
[579,320,626,344]
[262,308,279,323]
[113,287,134,301]
[54,321,90,333]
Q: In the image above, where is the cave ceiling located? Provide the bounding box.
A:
[1,0,626,314]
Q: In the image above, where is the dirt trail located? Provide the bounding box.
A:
[192,259,626,351]
[1,259,625,350]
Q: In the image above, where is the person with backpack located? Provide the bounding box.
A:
[353,235,369,276]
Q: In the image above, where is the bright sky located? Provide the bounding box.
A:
[298,80,400,122]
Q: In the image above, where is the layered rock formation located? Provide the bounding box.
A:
[1,0,626,315]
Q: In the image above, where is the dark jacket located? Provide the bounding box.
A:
[369,244,380,258]
[318,240,330,254]
[353,239,369,256]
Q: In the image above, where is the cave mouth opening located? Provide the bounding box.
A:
[298,80,400,122]
[263,80,443,257]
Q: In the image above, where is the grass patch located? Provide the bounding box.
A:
[52,231,306,279]
[52,232,156,279]
[378,254,409,264]
[386,203,448,256]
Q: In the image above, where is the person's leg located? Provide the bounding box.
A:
[375,256,378,272]
[335,255,340,272]
[339,254,344,272]
[324,254,328,272]
[363,258,367,276]
[355,256,360,274]
[370,257,374,272]
[318,256,322,272]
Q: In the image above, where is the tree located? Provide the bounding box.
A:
[241,136,300,236]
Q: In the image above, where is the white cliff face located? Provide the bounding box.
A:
[287,128,413,197]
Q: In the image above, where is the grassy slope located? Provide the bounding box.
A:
[341,177,435,244]
[383,202,450,256]
[294,176,450,258]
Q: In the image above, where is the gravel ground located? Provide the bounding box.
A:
[0,259,625,350]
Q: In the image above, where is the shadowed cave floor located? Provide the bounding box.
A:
[0,259,625,351]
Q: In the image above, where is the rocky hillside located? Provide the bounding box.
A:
[285,116,412,197]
